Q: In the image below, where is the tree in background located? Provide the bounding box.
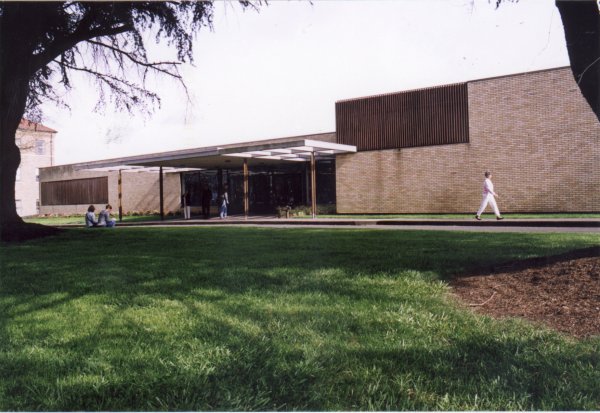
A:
[555,0,599,123]
[0,1,258,241]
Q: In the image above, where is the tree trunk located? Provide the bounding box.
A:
[0,70,30,241]
[556,0,600,123]
[0,4,61,241]
[0,84,62,242]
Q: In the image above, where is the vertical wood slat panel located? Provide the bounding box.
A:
[41,177,108,206]
[335,83,469,151]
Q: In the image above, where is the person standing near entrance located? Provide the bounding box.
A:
[182,191,191,220]
[219,184,229,219]
[476,171,503,220]
[201,183,212,219]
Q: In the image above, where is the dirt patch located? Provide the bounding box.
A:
[450,247,600,338]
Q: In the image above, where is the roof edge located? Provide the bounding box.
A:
[42,132,340,170]
[18,118,58,133]
[335,66,571,104]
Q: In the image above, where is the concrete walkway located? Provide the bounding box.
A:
[105,215,600,233]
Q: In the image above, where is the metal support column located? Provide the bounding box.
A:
[217,168,223,197]
[310,151,317,219]
[243,158,249,220]
[159,166,164,221]
[118,169,123,222]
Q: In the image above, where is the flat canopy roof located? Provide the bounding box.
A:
[74,137,356,173]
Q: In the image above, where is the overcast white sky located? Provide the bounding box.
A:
[41,0,570,164]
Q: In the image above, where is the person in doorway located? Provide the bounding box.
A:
[85,205,99,227]
[219,184,229,219]
[201,183,212,219]
[98,204,117,227]
[181,190,191,220]
[475,171,504,220]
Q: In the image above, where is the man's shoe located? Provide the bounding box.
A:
[475,215,481,221]
[497,216,504,220]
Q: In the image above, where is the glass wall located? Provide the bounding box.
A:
[182,159,335,215]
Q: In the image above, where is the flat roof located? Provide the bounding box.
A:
[335,66,571,104]
[64,133,355,173]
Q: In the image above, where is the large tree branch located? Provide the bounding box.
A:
[84,39,190,102]
[576,55,600,85]
[556,0,600,122]
[86,39,182,78]
[30,23,132,74]
[55,60,157,95]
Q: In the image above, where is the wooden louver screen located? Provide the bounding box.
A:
[41,177,108,206]
[335,83,469,151]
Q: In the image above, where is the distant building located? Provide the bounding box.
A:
[16,119,56,217]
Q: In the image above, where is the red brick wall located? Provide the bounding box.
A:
[336,67,600,213]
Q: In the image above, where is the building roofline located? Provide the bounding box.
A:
[466,65,571,85]
[18,118,58,133]
[335,66,571,104]
[43,131,340,170]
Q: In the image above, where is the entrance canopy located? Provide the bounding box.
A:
[74,137,356,173]
[70,135,356,220]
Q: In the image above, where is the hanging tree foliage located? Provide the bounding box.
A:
[0,1,258,241]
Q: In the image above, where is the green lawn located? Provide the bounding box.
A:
[1,227,599,410]
[24,212,600,226]
[24,214,171,225]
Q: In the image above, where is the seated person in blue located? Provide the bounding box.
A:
[98,204,117,227]
[85,205,99,227]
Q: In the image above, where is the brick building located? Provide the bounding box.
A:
[335,67,599,213]
[40,66,599,216]
[16,119,56,216]
[39,164,181,217]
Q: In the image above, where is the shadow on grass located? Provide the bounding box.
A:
[2,299,598,410]
[455,245,600,278]
[1,227,599,410]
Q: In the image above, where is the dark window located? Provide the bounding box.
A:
[316,160,335,204]
[41,177,108,205]
[336,83,469,151]
[35,140,45,155]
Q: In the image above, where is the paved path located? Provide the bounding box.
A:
[103,216,600,233]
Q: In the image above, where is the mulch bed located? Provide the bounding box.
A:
[450,247,600,338]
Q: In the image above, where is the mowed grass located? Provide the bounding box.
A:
[24,214,168,225]
[24,212,600,226]
[1,227,599,410]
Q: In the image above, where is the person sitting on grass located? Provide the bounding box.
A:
[98,204,117,228]
[85,205,99,227]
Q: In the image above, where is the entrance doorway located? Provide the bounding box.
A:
[182,160,335,216]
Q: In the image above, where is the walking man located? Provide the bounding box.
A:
[476,171,503,220]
